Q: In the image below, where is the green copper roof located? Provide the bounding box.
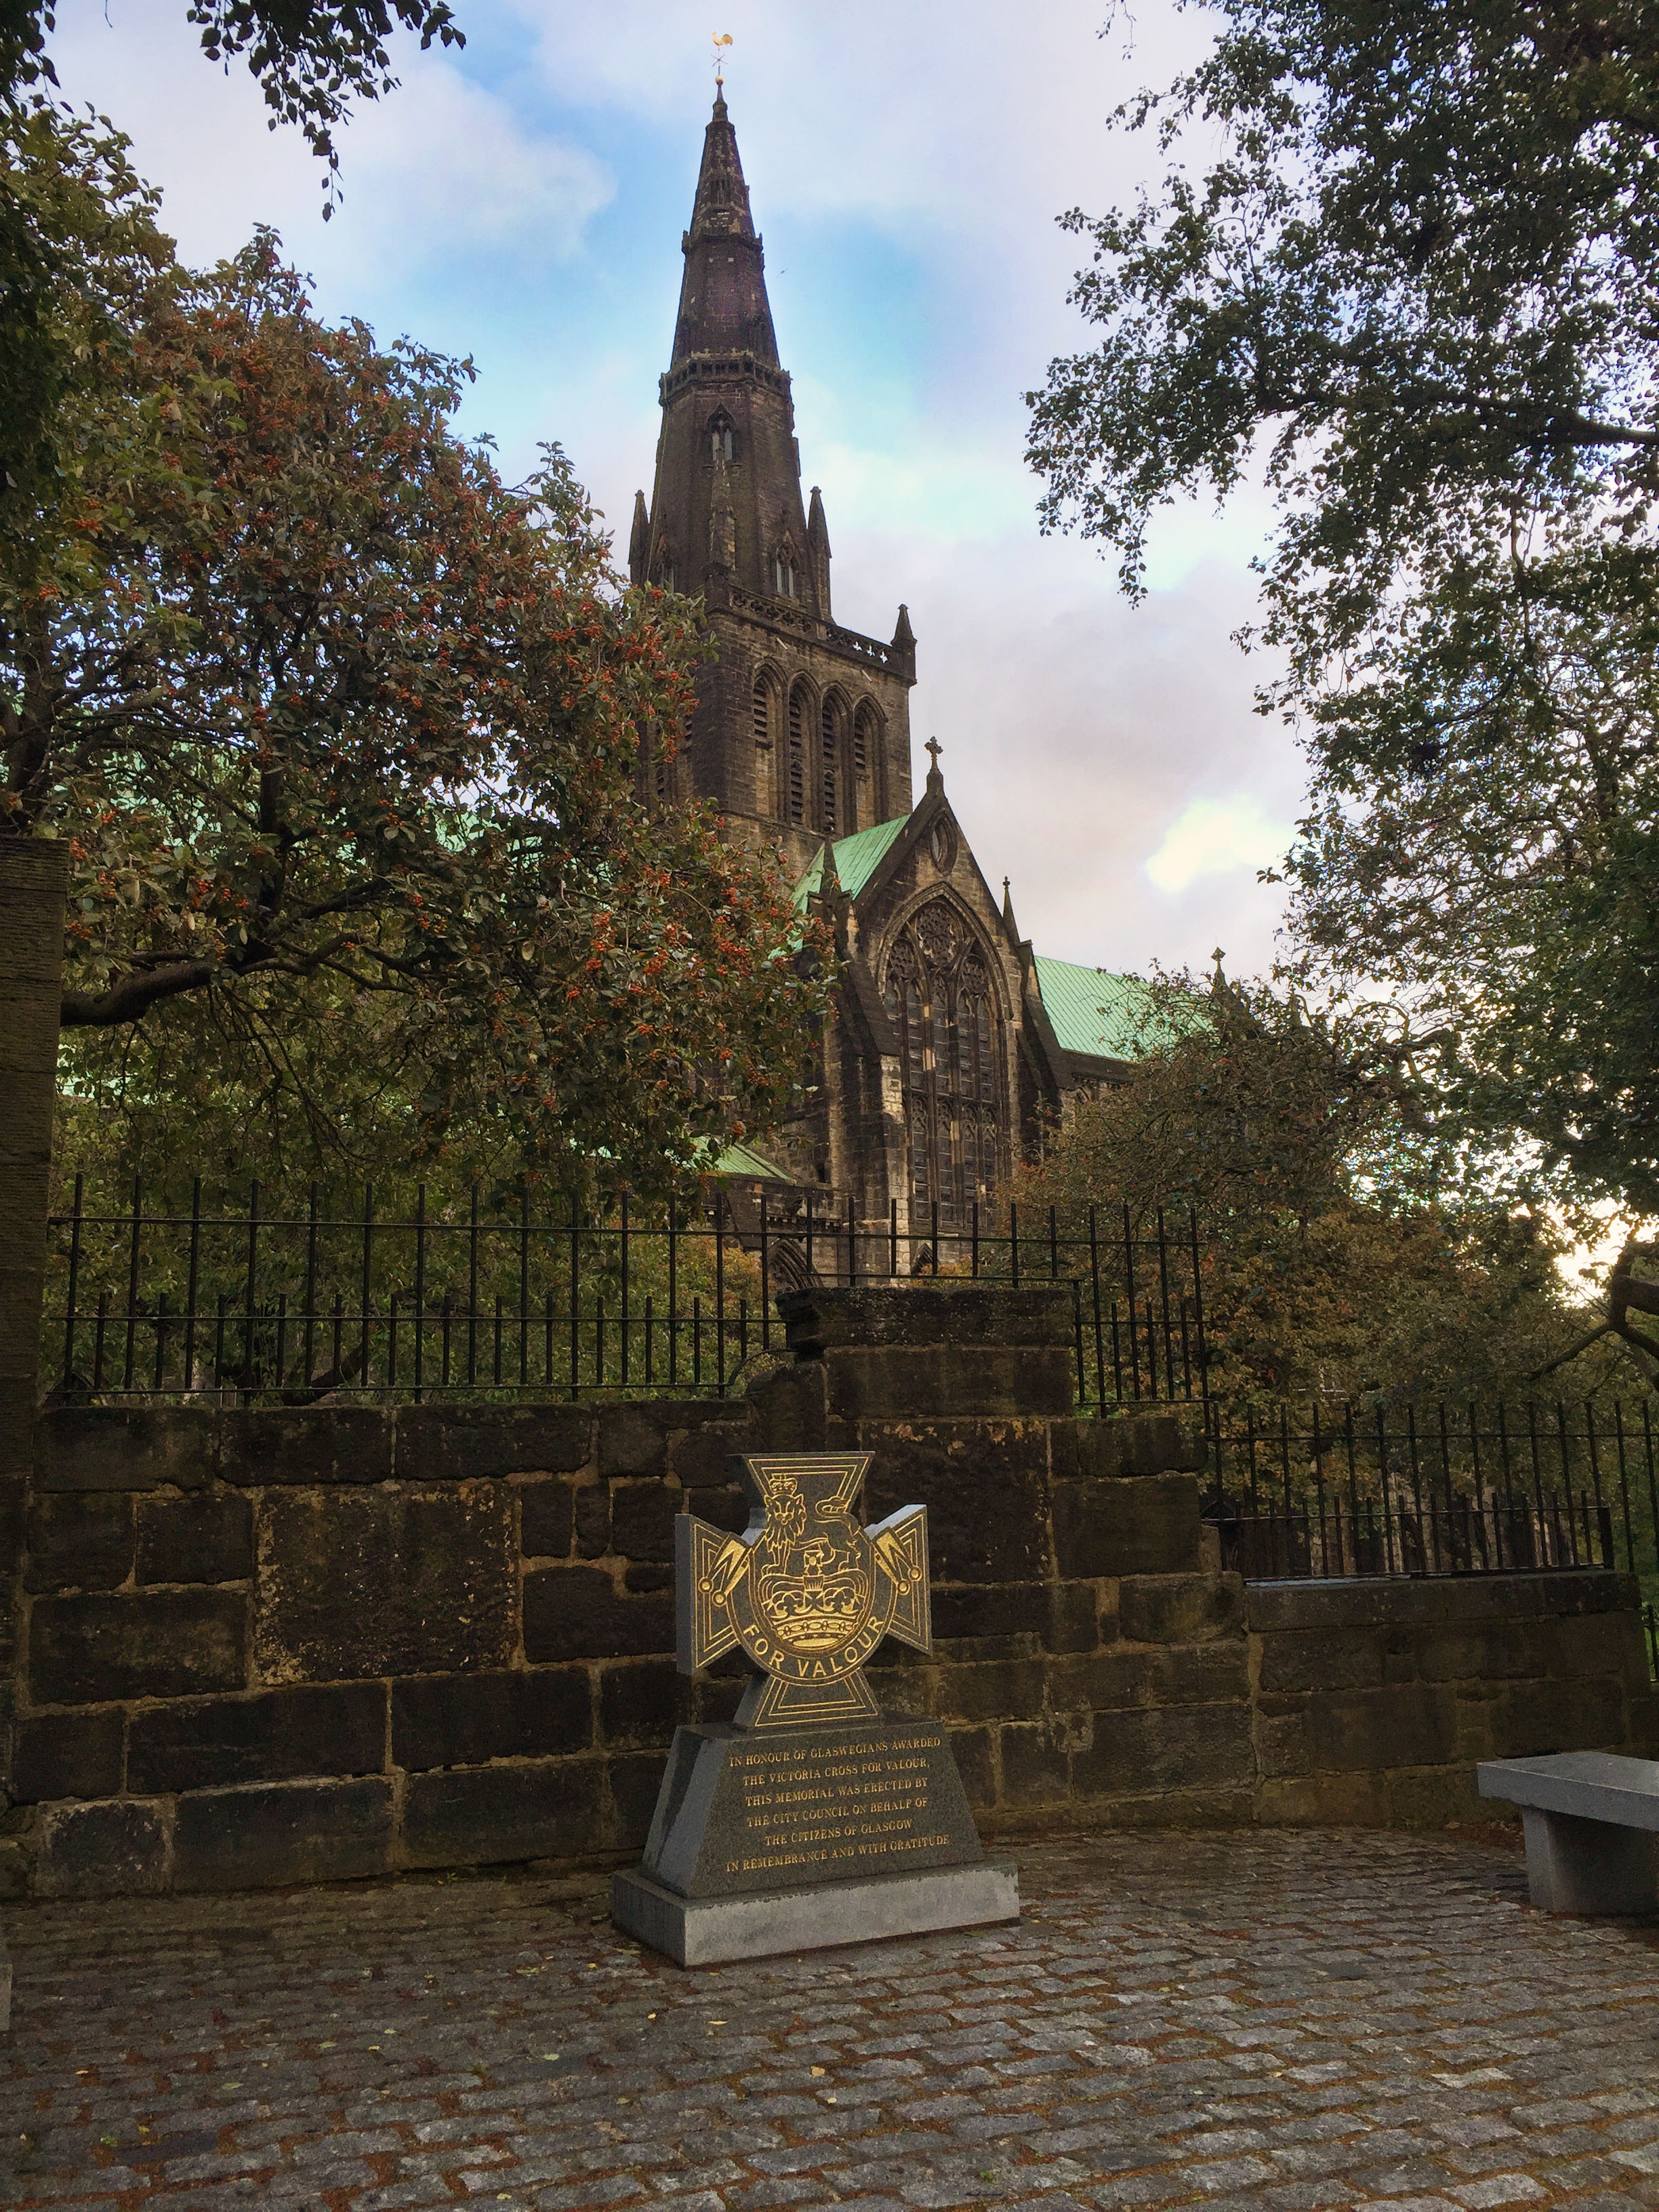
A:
[790,820,1158,1066]
[792,815,910,909]
[1033,956,1155,1060]
[709,1137,792,1181]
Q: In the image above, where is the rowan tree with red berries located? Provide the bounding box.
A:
[3,112,826,1193]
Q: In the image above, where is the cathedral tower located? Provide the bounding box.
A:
[631,91,916,869]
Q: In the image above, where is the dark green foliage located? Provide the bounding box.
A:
[1027,0,1659,1216]
[1012,968,1618,1411]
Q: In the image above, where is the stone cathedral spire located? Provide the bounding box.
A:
[632,92,916,872]
[638,90,821,616]
[673,86,777,367]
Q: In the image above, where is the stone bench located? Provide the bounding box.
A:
[1479,1750,1659,1914]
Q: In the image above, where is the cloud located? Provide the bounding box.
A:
[508,0,1214,235]
[832,520,1301,981]
[340,68,613,272]
[46,3,611,287]
[1146,796,1295,895]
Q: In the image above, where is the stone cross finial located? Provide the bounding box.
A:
[925,737,943,771]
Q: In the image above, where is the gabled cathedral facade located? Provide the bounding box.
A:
[630,92,1145,1237]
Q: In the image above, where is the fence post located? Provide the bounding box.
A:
[0,838,69,1803]
[0,834,66,1418]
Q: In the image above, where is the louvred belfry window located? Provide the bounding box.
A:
[820,695,842,835]
[883,905,1002,1234]
[752,672,779,817]
[786,682,808,824]
[853,711,868,778]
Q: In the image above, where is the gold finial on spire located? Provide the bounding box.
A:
[712,30,733,87]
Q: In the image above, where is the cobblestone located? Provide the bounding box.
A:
[3,1831,1659,2207]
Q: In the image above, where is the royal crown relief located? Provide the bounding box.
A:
[676,1454,930,1727]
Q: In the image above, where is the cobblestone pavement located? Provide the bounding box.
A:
[4,1828,1659,2212]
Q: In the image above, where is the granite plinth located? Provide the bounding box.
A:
[641,1718,983,1900]
[1479,1753,1659,1914]
[617,1714,1016,1961]
[612,1858,1021,1966]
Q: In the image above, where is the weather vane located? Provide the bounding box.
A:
[712,30,733,87]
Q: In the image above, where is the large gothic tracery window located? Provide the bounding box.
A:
[884,902,1002,1234]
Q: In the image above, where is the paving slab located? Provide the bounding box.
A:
[3,1830,1659,2209]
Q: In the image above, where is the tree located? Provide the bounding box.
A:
[3,0,462,633]
[1,96,170,582]
[5,114,828,1193]
[1026,0,1659,1217]
[1010,968,1612,1412]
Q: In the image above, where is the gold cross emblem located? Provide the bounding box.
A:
[676,1454,931,1727]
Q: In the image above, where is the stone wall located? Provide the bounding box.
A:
[1249,1572,1654,1828]
[3,1285,1653,1898]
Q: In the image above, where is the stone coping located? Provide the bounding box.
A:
[1247,1567,1635,1630]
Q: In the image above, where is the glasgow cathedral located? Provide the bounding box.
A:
[629,93,1146,1237]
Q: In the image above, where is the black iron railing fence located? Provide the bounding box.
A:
[43,1176,1659,1621]
[1202,1399,1659,1594]
[41,1177,1208,1412]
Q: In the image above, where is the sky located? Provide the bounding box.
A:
[45,0,1304,980]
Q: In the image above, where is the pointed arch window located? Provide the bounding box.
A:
[820,693,844,836]
[752,670,779,817]
[773,537,800,598]
[786,681,809,825]
[883,904,1002,1236]
[853,701,879,816]
[709,409,735,462]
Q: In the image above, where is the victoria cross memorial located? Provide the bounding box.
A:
[613,1452,1019,1965]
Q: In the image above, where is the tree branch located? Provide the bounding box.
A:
[60,960,217,1026]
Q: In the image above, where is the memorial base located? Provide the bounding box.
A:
[612,1858,1021,1967]
[613,1715,1019,1964]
